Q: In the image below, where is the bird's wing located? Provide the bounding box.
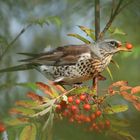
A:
[19,44,91,66]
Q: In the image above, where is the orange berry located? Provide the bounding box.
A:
[83,104,91,111]
[79,94,86,101]
[95,110,102,117]
[90,113,96,120]
[71,105,78,112]
[56,104,62,110]
[0,123,5,132]
[75,99,81,104]
[68,96,73,103]
[84,116,91,122]
[125,42,133,49]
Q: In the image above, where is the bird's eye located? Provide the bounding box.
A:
[109,41,116,47]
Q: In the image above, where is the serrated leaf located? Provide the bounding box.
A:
[10,107,35,116]
[106,67,113,80]
[104,104,128,114]
[32,99,55,110]
[19,124,36,140]
[5,118,29,126]
[27,92,44,103]
[78,25,95,40]
[16,100,39,108]
[48,81,66,93]
[67,34,91,44]
[36,82,56,98]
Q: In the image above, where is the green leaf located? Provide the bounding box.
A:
[16,100,39,108]
[28,16,61,27]
[108,27,126,35]
[43,110,54,131]
[17,82,37,90]
[32,99,55,110]
[104,104,128,114]
[71,86,89,94]
[5,118,29,126]
[31,99,55,117]
[106,67,113,80]
[19,124,36,140]
[110,118,130,127]
[111,60,120,69]
[78,25,95,40]
[67,34,91,44]
[29,17,49,26]
[108,128,136,140]
[10,107,35,116]
[47,16,62,27]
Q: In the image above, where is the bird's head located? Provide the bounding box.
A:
[90,39,130,58]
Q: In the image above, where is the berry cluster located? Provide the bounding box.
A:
[55,94,111,132]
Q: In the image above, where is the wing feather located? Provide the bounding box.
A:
[19,44,91,66]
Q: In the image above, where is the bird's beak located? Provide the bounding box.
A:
[116,47,132,52]
[117,42,122,48]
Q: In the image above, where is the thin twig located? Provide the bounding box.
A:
[117,1,133,15]
[95,0,100,40]
[0,24,32,61]
[99,0,124,39]
[110,0,115,17]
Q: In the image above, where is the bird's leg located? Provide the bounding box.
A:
[92,74,106,94]
[92,76,98,94]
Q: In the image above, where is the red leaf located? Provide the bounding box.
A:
[108,88,116,95]
[120,92,140,111]
[49,81,66,93]
[120,86,132,92]
[36,82,53,96]
[133,102,140,111]
[120,91,138,102]
[27,92,43,103]
[131,86,140,94]
[111,81,128,87]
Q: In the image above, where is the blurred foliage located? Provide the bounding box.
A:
[0,0,140,139]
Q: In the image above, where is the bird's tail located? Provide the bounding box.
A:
[0,63,36,73]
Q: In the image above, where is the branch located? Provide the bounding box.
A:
[99,0,126,39]
[93,0,101,91]
[95,0,100,41]
[0,24,32,61]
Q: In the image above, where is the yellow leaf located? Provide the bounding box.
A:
[67,33,91,44]
[106,67,113,80]
[19,124,36,140]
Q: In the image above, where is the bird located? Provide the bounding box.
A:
[0,39,129,85]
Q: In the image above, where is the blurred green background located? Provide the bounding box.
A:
[0,0,140,139]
